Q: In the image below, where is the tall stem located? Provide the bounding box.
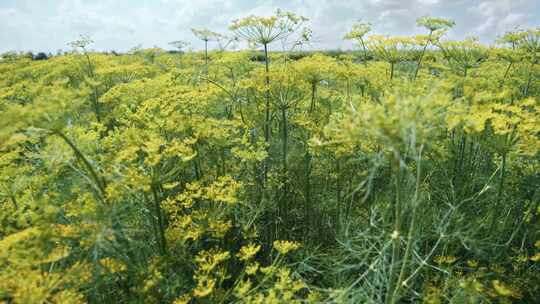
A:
[336,158,342,232]
[390,147,423,304]
[498,153,507,203]
[54,131,106,200]
[151,182,167,255]
[309,82,317,113]
[413,31,432,81]
[524,61,535,97]
[82,48,101,122]
[303,149,312,243]
[490,152,507,231]
[502,61,513,85]
[264,43,270,143]
[143,191,160,254]
[281,107,288,180]
[360,38,368,66]
[10,196,18,210]
[387,153,402,303]
[280,106,289,234]
[204,39,209,75]
[263,43,271,184]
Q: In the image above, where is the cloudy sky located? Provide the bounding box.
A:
[1,0,538,53]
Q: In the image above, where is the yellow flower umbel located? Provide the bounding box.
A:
[237,243,261,261]
[434,255,458,265]
[99,258,127,273]
[195,249,231,273]
[273,240,301,255]
[193,274,216,298]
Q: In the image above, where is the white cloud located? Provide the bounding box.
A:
[467,0,536,40]
[0,0,538,53]
[417,0,441,5]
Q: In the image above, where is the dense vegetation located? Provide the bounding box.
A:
[1,11,539,303]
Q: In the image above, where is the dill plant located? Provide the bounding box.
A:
[69,35,102,122]
[1,11,539,304]
[414,16,455,80]
[344,21,371,65]
[191,28,222,74]
[366,35,419,80]
[229,9,308,159]
[168,40,190,67]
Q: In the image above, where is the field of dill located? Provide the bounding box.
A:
[0,12,539,304]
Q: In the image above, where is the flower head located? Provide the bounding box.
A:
[344,21,371,41]
[237,243,261,261]
[229,10,308,46]
[273,240,301,254]
[416,16,455,32]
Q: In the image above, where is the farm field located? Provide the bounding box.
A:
[1,10,540,304]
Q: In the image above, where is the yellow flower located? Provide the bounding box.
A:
[193,275,216,298]
[162,182,180,190]
[237,243,261,261]
[273,240,301,255]
[466,259,478,267]
[492,280,514,297]
[195,249,230,273]
[516,254,528,263]
[246,262,259,275]
[260,265,276,275]
[434,255,457,265]
[99,258,127,273]
[235,279,252,297]
[185,226,204,242]
[172,294,191,304]
[209,220,232,238]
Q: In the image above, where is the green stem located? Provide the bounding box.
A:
[281,107,288,178]
[151,182,167,255]
[309,82,317,113]
[11,196,18,210]
[280,106,289,236]
[360,38,368,65]
[263,43,271,185]
[524,61,535,97]
[501,61,513,86]
[490,152,507,231]
[144,191,160,253]
[390,147,423,304]
[336,158,342,232]
[54,131,106,201]
[413,31,433,81]
[303,149,312,243]
[386,152,402,303]
[205,39,209,75]
[82,48,101,122]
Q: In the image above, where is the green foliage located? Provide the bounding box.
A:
[1,15,539,304]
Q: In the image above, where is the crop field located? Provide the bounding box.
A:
[0,10,539,304]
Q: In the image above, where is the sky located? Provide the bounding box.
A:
[1,0,539,53]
